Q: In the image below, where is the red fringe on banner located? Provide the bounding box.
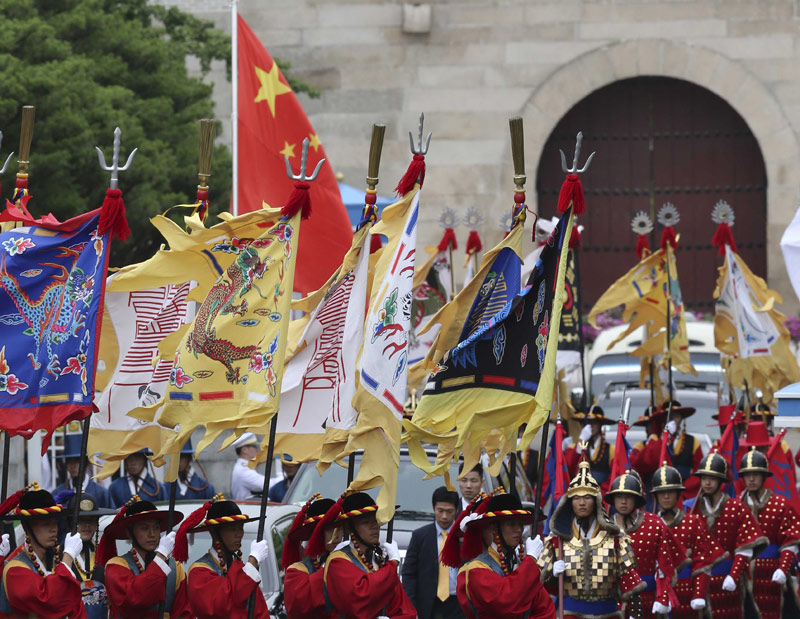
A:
[660,225,677,250]
[98,188,131,241]
[557,174,585,215]
[281,181,312,220]
[437,227,458,251]
[395,154,425,197]
[711,222,737,256]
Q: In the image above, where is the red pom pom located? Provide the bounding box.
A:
[0,488,26,518]
[557,174,585,215]
[635,235,650,260]
[281,181,312,220]
[711,222,737,256]
[466,230,482,256]
[437,227,458,252]
[174,500,213,563]
[660,225,677,250]
[395,154,425,197]
[364,192,377,206]
[98,188,131,242]
[96,504,129,566]
[514,192,526,204]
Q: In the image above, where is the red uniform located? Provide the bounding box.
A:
[621,510,685,619]
[639,431,702,499]
[741,489,800,619]
[694,494,767,619]
[629,435,662,487]
[1,555,86,618]
[564,437,614,489]
[323,543,415,618]
[284,557,336,619]
[660,509,726,619]
[457,548,555,619]
[187,551,270,618]
[105,551,191,618]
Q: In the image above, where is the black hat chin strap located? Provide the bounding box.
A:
[350,526,380,564]
[24,525,56,570]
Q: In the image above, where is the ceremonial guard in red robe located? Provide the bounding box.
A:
[96,496,191,618]
[739,448,800,619]
[281,494,338,619]
[442,490,554,619]
[628,406,667,492]
[563,405,616,488]
[0,484,86,618]
[607,471,685,618]
[690,451,767,618]
[539,460,644,618]
[650,463,726,619]
[320,492,415,618]
[173,494,270,618]
[656,400,703,499]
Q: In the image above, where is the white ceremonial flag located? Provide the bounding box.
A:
[780,204,800,304]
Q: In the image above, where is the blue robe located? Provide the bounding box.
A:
[165,472,215,501]
[108,474,165,508]
[53,478,111,509]
[268,479,289,503]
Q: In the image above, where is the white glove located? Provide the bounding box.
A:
[579,425,592,442]
[63,532,83,561]
[722,575,737,591]
[772,568,787,584]
[382,541,400,563]
[525,535,544,560]
[562,436,573,451]
[156,531,176,560]
[553,560,566,576]
[665,420,678,435]
[0,534,9,558]
[652,601,671,614]
[249,539,269,565]
[690,598,706,610]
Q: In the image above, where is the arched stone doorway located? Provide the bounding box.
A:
[535,76,767,310]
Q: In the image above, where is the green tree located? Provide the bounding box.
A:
[0,0,236,266]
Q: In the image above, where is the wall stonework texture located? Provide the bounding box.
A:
[165,0,800,312]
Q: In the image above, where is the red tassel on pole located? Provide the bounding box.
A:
[98,188,131,241]
[370,234,383,254]
[281,181,312,220]
[437,227,458,252]
[711,222,737,256]
[466,230,483,256]
[636,235,650,260]
[568,226,582,249]
[394,154,425,197]
[557,174,585,215]
[660,225,677,250]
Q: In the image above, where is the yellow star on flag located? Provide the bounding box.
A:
[308,133,322,152]
[254,62,292,117]
[280,141,296,159]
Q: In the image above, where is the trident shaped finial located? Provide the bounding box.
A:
[559,131,595,174]
[285,138,325,182]
[0,132,14,174]
[95,127,138,189]
[408,112,432,156]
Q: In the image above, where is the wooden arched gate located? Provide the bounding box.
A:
[536,77,767,311]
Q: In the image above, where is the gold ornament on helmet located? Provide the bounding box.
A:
[566,460,601,499]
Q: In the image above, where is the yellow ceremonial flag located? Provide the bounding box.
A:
[714,244,799,402]
[118,206,300,478]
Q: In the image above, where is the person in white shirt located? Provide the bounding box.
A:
[230,433,268,501]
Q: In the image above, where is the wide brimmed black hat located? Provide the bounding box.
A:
[13,489,64,519]
[606,471,645,507]
[190,499,258,533]
[463,492,534,530]
[661,399,695,419]
[739,448,771,477]
[632,405,667,428]
[101,499,184,540]
[650,463,686,493]
[575,404,615,425]
[282,496,337,568]
[65,492,116,519]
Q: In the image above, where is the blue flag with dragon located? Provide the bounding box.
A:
[0,200,120,448]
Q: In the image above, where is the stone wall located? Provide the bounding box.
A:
[166,0,800,310]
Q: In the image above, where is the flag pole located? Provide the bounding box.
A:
[231,0,239,216]
[572,246,589,410]
[664,244,674,402]
[158,118,217,617]
[507,116,526,498]
[70,418,91,534]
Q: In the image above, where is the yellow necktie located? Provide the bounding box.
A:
[438,529,449,602]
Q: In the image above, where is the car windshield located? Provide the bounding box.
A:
[285,456,461,517]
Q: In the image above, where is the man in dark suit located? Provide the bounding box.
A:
[401,486,464,619]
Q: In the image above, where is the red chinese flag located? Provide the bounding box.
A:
[609,421,632,484]
[237,15,352,293]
